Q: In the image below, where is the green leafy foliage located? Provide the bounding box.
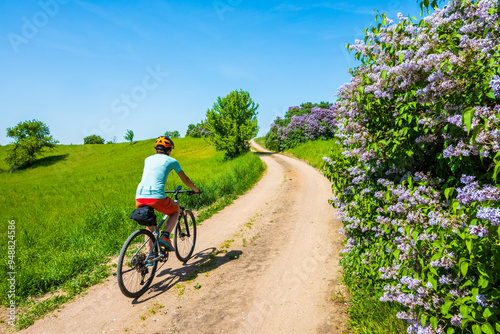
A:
[164,130,180,138]
[206,89,259,159]
[84,134,105,145]
[124,129,134,143]
[186,120,211,138]
[264,102,335,152]
[5,119,58,170]
[323,0,500,333]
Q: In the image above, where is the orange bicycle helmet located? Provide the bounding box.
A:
[155,136,174,149]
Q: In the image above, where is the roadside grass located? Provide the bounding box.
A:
[343,280,408,334]
[284,138,340,169]
[0,137,264,324]
[254,137,405,334]
[254,137,341,170]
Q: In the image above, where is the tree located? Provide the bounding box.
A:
[164,130,180,138]
[84,135,105,144]
[124,129,134,143]
[5,119,58,170]
[206,89,259,159]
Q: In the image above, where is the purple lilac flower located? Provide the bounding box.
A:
[322,157,336,166]
[457,182,500,205]
[407,322,441,334]
[460,174,475,184]
[443,141,471,158]
[476,207,500,226]
[490,75,500,97]
[450,313,462,327]
[400,276,421,290]
[396,311,410,319]
[438,274,452,284]
[430,256,455,269]
[476,294,489,307]
[446,114,462,127]
[469,225,489,238]
[362,188,372,194]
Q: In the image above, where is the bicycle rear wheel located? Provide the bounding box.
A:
[117,229,158,298]
[173,210,197,262]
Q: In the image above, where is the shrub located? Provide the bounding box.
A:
[265,102,336,151]
[324,1,500,333]
[164,130,180,138]
[186,120,211,138]
[5,119,58,170]
[84,135,105,144]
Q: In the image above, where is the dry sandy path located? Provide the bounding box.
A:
[17,141,346,334]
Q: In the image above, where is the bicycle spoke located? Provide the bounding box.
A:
[117,229,158,298]
[173,210,197,262]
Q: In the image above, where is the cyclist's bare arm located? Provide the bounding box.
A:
[177,171,200,194]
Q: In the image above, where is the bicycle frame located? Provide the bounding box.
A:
[142,185,192,264]
[117,185,198,297]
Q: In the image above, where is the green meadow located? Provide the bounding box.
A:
[0,138,264,308]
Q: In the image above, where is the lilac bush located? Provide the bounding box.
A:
[324,0,500,333]
[186,119,211,138]
[265,102,336,151]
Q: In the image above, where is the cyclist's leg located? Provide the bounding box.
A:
[150,197,179,250]
[165,210,179,233]
[135,199,156,253]
[152,197,179,233]
[145,225,155,253]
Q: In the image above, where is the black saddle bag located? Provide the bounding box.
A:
[129,206,157,226]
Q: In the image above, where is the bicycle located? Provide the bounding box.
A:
[116,186,198,298]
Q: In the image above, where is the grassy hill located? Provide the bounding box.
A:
[0,138,264,315]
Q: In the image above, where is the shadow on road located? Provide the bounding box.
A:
[132,247,243,304]
[252,151,276,156]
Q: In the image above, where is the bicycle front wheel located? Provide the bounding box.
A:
[173,210,197,262]
[117,229,158,298]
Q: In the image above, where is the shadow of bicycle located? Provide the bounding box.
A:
[131,247,243,304]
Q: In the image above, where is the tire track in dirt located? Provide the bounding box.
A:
[15,140,347,334]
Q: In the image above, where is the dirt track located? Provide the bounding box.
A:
[16,141,347,334]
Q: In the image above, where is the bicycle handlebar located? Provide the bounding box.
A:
[165,185,201,196]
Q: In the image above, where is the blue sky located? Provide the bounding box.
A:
[0,0,423,145]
